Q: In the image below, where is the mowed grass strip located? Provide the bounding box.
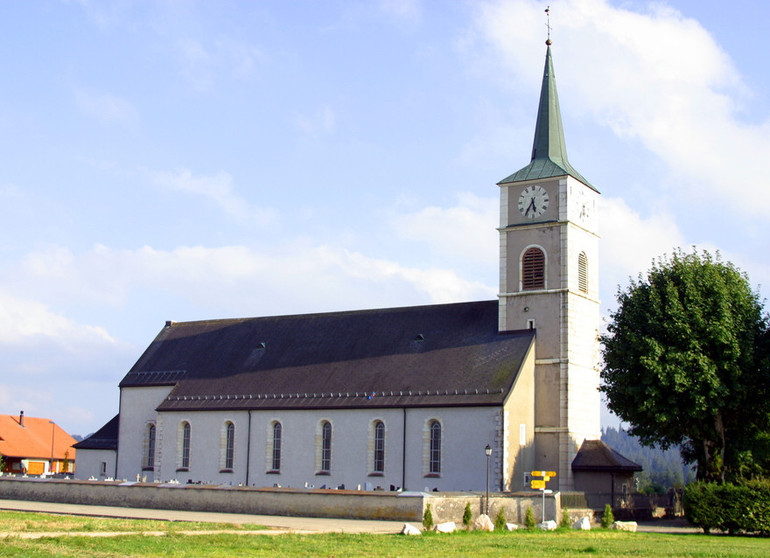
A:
[1,526,769,558]
[0,510,265,533]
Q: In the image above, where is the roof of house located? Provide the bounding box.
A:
[73,414,119,451]
[0,414,77,460]
[118,300,536,413]
[498,45,596,192]
[571,439,643,473]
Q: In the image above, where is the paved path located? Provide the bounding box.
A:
[0,499,409,535]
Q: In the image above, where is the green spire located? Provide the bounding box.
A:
[498,45,596,191]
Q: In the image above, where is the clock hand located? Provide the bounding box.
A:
[527,197,536,216]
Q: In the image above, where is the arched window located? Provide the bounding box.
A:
[373,420,385,473]
[321,421,332,473]
[224,422,235,470]
[180,421,191,469]
[578,251,588,293]
[271,422,282,472]
[522,247,545,290]
[144,424,156,469]
[429,420,441,475]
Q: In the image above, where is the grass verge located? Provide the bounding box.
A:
[0,512,768,558]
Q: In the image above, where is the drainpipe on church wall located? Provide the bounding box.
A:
[402,407,407,491]
[245,410,252,487]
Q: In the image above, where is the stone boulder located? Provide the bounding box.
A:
[473,514,495,532]
[505,523,519,531]
[401,523,422,535]
[612,521,638,532]
[538,520,558,531]
[572,517,591,530]
[434,521,456,533]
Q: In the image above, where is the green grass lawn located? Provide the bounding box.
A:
[0,511,768,557]
[0,510,265,533]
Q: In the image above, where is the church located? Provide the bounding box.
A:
[76,42,609,494]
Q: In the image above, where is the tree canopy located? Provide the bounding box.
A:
[600,249,770,482]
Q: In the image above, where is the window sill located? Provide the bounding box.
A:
[176,467,189,472]
[266,470,281,475]
[315,471,330,476]
[219,469,233,474]
[424,473,441,478]
[368,472,384,477]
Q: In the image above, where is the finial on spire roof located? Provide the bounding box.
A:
[545,6,552,45]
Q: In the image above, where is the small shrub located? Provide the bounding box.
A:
[560,507,570,528]
[525,506,536,529]
[423,504,434,531]
[683,480,770,535]
[494,506,507,530]
[601,504,614,528]
[462,502,472,528]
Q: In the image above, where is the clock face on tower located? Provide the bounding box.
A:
[518,185,549,219]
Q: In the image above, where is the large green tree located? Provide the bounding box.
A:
[600,249,769,482]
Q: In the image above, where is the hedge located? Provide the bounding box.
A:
[683,480,770,535]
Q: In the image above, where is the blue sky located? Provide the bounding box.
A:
[1,0,768,436]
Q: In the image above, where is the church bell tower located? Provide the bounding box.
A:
[498,41,601,490]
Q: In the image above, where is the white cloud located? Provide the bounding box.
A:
[393,192,498,266]
[152,168,278,226]
[73,86,138,125]
[293,105,337,137]
[379,0,422,26]
[175,36,264,91]
[599,196,686,296]
[474,0,770,218]
[0,291,114,347]
[5,239,494,323]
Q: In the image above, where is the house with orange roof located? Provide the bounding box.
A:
[0,411,77,476]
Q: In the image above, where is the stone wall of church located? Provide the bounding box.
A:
[123,404,507,492]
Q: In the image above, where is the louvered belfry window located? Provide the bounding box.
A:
[578,251,588,293]
[522,247,545,290]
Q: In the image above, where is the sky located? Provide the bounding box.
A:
[1,0,769,437]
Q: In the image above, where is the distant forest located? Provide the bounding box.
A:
[602,426,696,493]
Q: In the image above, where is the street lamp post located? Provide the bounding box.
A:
[484,444,492,516]
[49,421,55,476]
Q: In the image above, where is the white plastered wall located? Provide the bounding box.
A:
[116,385,173,481]
[74,449,116,480]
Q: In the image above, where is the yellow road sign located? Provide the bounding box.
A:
[543,475,550,482]
[530,480,546,489]
[531,470,557,477]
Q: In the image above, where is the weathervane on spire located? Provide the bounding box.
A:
[545,6,552,45]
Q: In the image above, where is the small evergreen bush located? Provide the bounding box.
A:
[601,503,614,528]
[494,506,507,530]
[422,504,434,531]
[462,502,472,528]
[560,507,570,528]
[525,506,536,529]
